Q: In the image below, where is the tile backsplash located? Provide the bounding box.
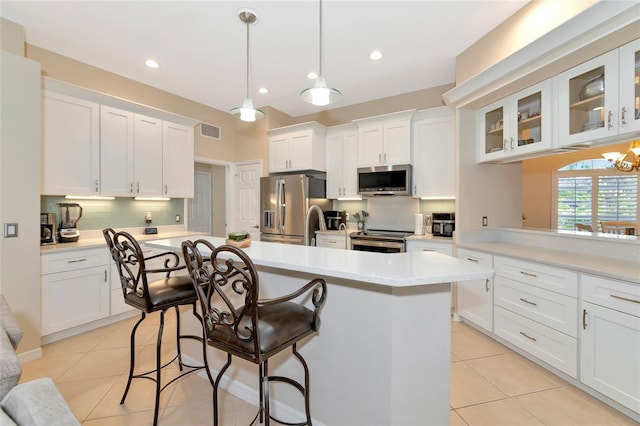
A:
[41,196,184,230]
[334,198,455,230]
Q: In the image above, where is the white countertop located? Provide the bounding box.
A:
[146,236,494,288]
[40,229,205,254]
[458,241,640,284]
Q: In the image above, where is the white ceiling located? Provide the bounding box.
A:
[0,1,529,118]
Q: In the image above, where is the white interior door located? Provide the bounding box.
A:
[236,162,262,240]
[188,170,212,234]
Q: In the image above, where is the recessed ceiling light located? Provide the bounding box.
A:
[307,71,318,80]
[145,59,159,69]
[369,50,383,61]
[258,87,268,94]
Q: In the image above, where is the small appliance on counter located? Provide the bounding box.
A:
[324,210,346,230]
[40,213,56,245]
[432,212,455,237]
[57,203,83,243]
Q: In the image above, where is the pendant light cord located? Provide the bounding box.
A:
[245,20,250,99]
[318,0,323,77]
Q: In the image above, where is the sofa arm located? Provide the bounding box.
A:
[0,295,23,350]
[0,329,21,401]
[1,378,80,426]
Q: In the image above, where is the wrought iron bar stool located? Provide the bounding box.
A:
[103,228,209,425]
[181,239,327,426]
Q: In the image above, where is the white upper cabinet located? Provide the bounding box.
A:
[100,106,134,196]
[268,122,326,173]
[477,79,553,163]
[42,86,195,198]
[42,91,100,196]
[162,121,194,198]
[133,114,164,196]
[558,50,619,146]
[412,108,455,199]
[355,110,414,167]
[557,39,640,147]
[325,124,360,199]
[619,38,640,134]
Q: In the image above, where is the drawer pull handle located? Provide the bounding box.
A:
[104,270,107,282]
[485,279,489,293]
[519,297,537,306]
[519,331,537,342]
[466,258,479,262]
[610,294,640,304]
[583,309,587,330]
[67,258,87,263]
[520,271,537,278]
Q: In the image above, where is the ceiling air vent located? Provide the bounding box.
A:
[200,123,221,140]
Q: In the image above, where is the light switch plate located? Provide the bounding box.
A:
[4,223,18,238]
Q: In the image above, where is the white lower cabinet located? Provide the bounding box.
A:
[493,255,578,377]
[580,274,640,415]
[41,248,110,335]
[456,248,493,332]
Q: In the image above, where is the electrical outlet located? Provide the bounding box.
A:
[482,216,488,227]
[175,214,181,222]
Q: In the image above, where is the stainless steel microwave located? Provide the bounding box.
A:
[357,164,412,196]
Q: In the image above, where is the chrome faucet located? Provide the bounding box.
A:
[338,222,348,249]
[305,205,326,246]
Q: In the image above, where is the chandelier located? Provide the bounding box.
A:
[602,140,640,172]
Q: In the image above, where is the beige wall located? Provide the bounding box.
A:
[456,0,597,85]
[25,44,453,174]
[26,45,239,163]
[1,26,42,353]
[522,141,632,229]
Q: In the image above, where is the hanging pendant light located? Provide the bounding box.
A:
[230,9,265,122]
[301,0,341,106]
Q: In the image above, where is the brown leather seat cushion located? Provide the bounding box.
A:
[207,302,315,361]
[125,275,196,312]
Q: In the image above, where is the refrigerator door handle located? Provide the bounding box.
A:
[279,179,286,231]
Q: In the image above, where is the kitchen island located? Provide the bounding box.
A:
[147,236,494,426]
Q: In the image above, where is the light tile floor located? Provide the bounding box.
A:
[19,311,639,425]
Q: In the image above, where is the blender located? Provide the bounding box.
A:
[58,203,83,242]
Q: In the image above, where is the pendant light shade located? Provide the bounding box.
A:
[301,0,340,106]
[230,9,264,122]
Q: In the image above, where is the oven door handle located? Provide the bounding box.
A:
[351,239,405,251]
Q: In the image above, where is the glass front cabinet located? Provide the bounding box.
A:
[558,38,640,147]
[477,79,553,163]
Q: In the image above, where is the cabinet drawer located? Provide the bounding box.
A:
[495,276,578,337]
[41,248,109,275]
[494,305,578,378]
[582,274,640,317]
[407,241,453,256]
[456,248,493,267]
[494,256,578,297]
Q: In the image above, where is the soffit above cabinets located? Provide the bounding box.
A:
[445,2,640,110]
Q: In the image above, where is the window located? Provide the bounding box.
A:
[553,159,638,231]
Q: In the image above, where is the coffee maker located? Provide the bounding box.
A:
[324,210,347,230]
[40,213,56,245]
[58,203,83,243]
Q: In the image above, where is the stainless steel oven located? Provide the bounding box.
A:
[349,230,412,253]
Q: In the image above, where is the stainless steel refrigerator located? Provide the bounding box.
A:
[260,174,331,245]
